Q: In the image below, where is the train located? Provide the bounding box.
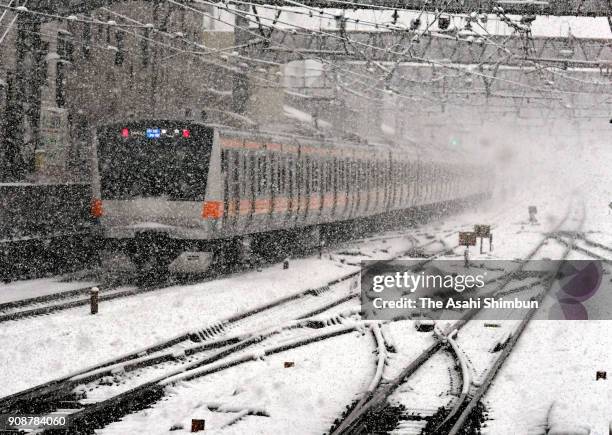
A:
[91,119,491,272]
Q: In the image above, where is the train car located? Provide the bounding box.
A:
[91,119,490,272]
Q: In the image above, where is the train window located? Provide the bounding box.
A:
[278,155,283,194]
[260,154,268,195]
[270,153,278,195]
[279,155,285,195]
[362,160,367,189]
[249,154,257,200]
[322,160,327,193]
[305,157,311,195]
[374,160,379,188]
[312,159,319,193]
[291,157,296,197]
[320,160,326,193]
[241,152,248,196]
[336,158,340,193]
[286,155,292,195]
[347,160,352,190]
[346,159,351,190]
[231,151,239,184]
[97,123,213,201]
[255,156,261,196]
[330,159,334,192]
[328,159,333,194]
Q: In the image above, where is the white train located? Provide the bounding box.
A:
[91,119,491,272]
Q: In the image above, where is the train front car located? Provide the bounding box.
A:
[92,120,221,273]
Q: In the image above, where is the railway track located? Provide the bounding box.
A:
[0,229,457,434]
[0,216,487,433]
[0,223,445,325]
[0,193,502,326]
[442,201,586,435]
[0,276,216,324]
[0,202,507,434]
[328,198,585,435]
[0,280,363,433]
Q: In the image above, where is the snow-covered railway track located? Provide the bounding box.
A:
[0,279,188,323]
[329,199,584,435]
[442,200,586,435]
[0,284,363,433]
[0,225,445,325]
[0,231,454,434]
[550,234,612,264]
[0,284,141,323]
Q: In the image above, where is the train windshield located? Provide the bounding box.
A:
[96,122,213,201]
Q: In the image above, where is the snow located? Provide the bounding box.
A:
[480,138,612,435]
[1,124,611,434]
[206,6,612,38]
[283,104,333,129]
[0,258,356,397]
[97,332,375,435]
[367,323,386,392]
[0,278,97,304]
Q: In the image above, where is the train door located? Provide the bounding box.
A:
[312,158,321,221]
[285,154,294,224]
[295,152,303,225]
[390,156,398,210]
[221,149,240,231]
[246,153,256,230]
[372,160,379,212]
[381,157,389,212]
[221,149,229,229]
[259,152,271,224]
[331,157,338,218]
[413,160,421,206]
[341,159,348,218]
[364,160,371,214]
[320,159,327,218]
[304,156,313,222]
[269,151,278,225]
[296,152,308,225]
[353,158,360,218]
[400,161,408,208]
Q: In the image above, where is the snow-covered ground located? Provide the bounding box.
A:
[0,278,97,304]
[0,225,442,398]
[2,136,611,434]
[481,139,612,435]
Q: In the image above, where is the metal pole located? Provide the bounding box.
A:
[232,4,250,114]
[90,287,99,314]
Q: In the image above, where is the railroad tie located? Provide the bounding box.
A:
[310,285,331,296]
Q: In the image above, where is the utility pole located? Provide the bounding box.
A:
[232,4,250,115]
